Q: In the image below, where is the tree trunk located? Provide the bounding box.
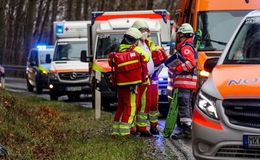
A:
[75,0,82,20]
[37,0,51,44]
[0,0,6,64]
[66,0,73,20]
[147,0,153,9]
[83,0,89,19]
[50,0,58,44]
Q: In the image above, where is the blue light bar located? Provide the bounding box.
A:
[56,23,64,34]
[91,12,104,25]
[154,10,168,23]
[37,45,47,50]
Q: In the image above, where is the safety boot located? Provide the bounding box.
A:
[171,124,191,139]
[150,126,159,135]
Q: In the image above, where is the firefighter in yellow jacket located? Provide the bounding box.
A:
[111,27,150,137]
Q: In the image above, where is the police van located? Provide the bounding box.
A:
[26,45,54,94]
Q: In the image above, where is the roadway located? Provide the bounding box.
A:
[4,77,195,160]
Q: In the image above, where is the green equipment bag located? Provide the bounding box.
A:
[163,88,179,138]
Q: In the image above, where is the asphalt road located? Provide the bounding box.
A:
[4,77,195,160]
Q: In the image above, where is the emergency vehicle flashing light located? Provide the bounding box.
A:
[36,45,47,50]
[56,23,64,34]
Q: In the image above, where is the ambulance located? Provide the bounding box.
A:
[26,45,54,94]
[174,0,260,87]
[87,10,171,109]
[49,21,90,100]
[192,10,260,159]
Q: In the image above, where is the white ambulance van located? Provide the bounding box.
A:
[87,10,171,109]
[49,21,90,100]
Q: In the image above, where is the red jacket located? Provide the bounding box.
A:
[174,38,197,89]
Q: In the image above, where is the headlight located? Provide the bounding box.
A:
[42,70,48,75]
[196,91,219,120]
[49,72,58,80]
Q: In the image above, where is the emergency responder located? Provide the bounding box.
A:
[111,27,150,137]
[170,23,197,139]
[132,20,167,135]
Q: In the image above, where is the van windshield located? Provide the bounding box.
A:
[96,33,159,59]
[198,10,251,51]
[53,41,87,61]
[39,51,53,64]
[224,17,260,64]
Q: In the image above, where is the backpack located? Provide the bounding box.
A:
[109,50,148,86]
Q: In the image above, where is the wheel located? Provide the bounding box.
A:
[36,84,43,94]
[27,80,34,92]
[92,91,95,109]
[68,94,80,101]
[102,98,111,111]
[50,93,58,101]
[91,79,96,109]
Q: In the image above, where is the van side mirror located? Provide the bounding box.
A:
[80,50,93,62]
[204,58,219,73]
[80,50,87,62]
[46,54,51,63]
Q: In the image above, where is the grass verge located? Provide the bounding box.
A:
[0,89,156,160]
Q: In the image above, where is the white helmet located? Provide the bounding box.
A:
[132,20,149,30]
[125,27,142,39]
[177,23,194,34]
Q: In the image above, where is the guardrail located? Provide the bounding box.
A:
[2,65,26,71]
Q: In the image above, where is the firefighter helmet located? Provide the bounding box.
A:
[177,23,194,34]
[132,20,149,30]
[125,27,142,40]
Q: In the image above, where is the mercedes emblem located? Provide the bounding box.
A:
[70,72,77,80]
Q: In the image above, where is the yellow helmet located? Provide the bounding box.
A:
[132,20,149,30]
[125,27,142,39]
[177,23,194,34]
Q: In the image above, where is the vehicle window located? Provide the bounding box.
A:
[150,33,159,45]
[30,51,38,65]
[198,10,251,51]
[96,33,160,59]
[39,52,52,64]
[224,17,260,64]
[96,34,124,59]
[53,41,87,61]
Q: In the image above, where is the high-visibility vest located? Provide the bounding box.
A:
[109,48,148,86]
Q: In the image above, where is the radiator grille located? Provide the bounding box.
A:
[223,99,260,129]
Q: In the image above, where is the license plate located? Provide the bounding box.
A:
[66,87,82,91]
[243,135,260,148]
[159,89,166,95]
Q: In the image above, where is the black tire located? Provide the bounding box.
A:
[36,85,42,94]
[91,79,96,109]
[158,103,170,118]
[92,91,95,109]
[68,94,80,101]
[27,80,34,92]
[50,93,58,101]
[102,98,111,111]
